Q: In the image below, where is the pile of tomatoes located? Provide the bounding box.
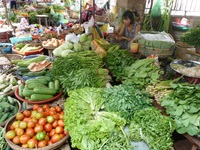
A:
[5,104,68,148]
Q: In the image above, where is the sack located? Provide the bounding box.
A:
[151,0,162,18]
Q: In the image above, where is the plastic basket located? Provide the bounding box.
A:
[138,44,175,58]
[10,36,32,44]
[0,43,13,54]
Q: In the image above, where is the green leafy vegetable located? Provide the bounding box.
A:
[104,49,135,80]
[129,107,175,150]
[103,84,152,121]
[123,58,163,87]
[161,83,200,136]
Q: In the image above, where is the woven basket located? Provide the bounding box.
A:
[138,44,175,58]
[5,109,70,150]
[95,14,108,22]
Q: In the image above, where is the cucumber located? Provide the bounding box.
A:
[0,113,10,123]
[54,80,60,90]
[0,102,10,108]
[0,107,3,113]
[23,89,34,97]
[26,69,47,77]
[48,82,55,89]
[114,45,120,51]
[30,94,54,101]
[33,87,57,95]
[19,84,25,97]
[108,45,118,51]
[35,76,52,82]
[7,96,14,105]
[0,95,4,102]
[4,107,10,113]
[26,83,47,90]
[18,68,30,73]
[26,78,49,85]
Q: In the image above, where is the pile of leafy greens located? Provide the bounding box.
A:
[128,107,175,150]
[103,49,135,80]
[123,58,163,87]
[161,83,200,136]
[103,84,152,121]
[51,51,110,94]
[64,87,133,150]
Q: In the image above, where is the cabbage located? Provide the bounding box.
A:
[79,34,88,43]
[53,47,63,56]
[82,45,90,51]
[61,49,73,57]
[84,40,92,47]
[61,41,74,50]
[74,43,82,51]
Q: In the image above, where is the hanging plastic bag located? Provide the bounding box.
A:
[151,0,162,18]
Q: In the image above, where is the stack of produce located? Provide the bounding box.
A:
[64,87,133,150]
[52,51,110,94]
[103,84,152,121]
[161,83,200,136]
[53,33,92,57]
[12,55,51,79]
[17,76,60,101]
[128,107,175,150]
[0,73,22,95]
[42,38,65,47]
[14,43,42,53]
[104,48,135,80]
[146,80,173,104]
[0,95,20,124]
[5,105,68,148]
[123,58,163,87]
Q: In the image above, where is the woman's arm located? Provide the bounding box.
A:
[132,24,141,42]
[118,23,125,36]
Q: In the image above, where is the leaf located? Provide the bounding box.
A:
[182,113,192,119]
[182,118,190,127]
[195,93,200,98]
[186,123,199,136]
[177,127,186,134]
[190,114,199,125]
[175,106,183,116]
[194,116,200,126]
[188,104,199,113]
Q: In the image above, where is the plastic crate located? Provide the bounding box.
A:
[0,43,13,54]
[10,36,32,44]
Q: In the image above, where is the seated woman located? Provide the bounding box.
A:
[115,10,141,50]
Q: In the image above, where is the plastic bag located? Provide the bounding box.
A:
[151,0,162,18]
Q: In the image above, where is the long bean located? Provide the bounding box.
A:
[0,127,7,150]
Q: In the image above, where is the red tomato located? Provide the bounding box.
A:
[57,120,64,127]
[52,120,58,128]
[15,128,24,136]
[44,123,52,133]
[19,121,28,129]
[16,112,24,121]
[53,114,59,120]
[12,121,20,129]
[27,120,36,128]
[59,114,64,120]
[23,117,31,122]
[51,134,61,143]
[64,130,68,135]
[49,110,56,115]
[22,144,28,148]
[12,135,21,144]
[49,129,56,137]
[27,138,38,148]
[43,104,50,110]
[33,104,40,110]
[26,128,35,138]
[42,112,48,118]
[47,140,53,146]
[31,110,38,118]
[34,124,43,133]
[55,126,64,134]
[23,110,31,117]
[37,140,47,148]
[20,134,31,144]
[44,135,50,141]
[59,133,65,138]
[38,118,47,126]
[37,107,44,113]
[60,111,64,115]
[35,112,44,120]
[9,125,14,130]
[55,106,62,113]
[31,118,38,124]
[46,116,54,123]
[50,107,56,112]
[5,130,16,140]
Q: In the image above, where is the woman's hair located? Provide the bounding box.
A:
[122,10,139,24]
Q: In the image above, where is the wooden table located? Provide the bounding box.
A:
[36,15,48,26]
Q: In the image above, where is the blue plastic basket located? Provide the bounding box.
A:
[10,36,32,44]
[0,43,13,54]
